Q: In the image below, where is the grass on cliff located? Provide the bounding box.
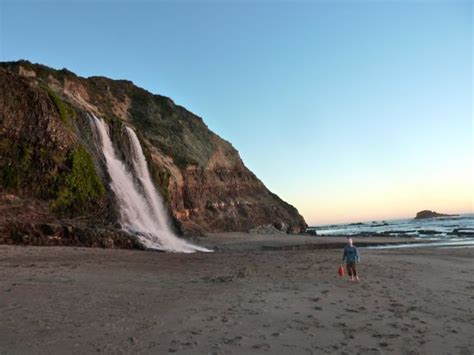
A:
[128,90,217,170]
[0,142,34,190]
[50,145,105,212]
[43,86,68,123]
[42,85,77,124]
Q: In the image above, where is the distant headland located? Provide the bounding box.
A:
[414,210,458,220]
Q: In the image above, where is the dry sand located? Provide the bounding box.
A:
[0,235,473,354]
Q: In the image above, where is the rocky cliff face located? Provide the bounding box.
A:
[0,60,306,245]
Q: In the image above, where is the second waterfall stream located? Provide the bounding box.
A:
[91,115,210,253]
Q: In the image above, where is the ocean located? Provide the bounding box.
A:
[308,214,474,242]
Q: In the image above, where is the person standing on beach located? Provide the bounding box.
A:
[342,238,360,281]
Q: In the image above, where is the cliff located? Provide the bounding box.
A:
[0,60,306,246]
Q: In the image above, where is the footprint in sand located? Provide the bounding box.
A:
[252,343,271,351]
[344,308,359,313]
[222,335,242,345]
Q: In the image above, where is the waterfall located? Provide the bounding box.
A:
[90,115,210,253]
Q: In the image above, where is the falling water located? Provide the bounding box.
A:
[91,115,210,253]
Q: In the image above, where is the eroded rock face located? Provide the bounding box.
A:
[0,69,74,197]
[0,193,137,248]
[0,60,307,240]
[1,221,141,249]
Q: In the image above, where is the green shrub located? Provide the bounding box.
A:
[43,86,69,123]
[51,145,105,212]
[0,141,34,190]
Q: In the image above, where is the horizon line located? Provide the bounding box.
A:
[308,211,474,227]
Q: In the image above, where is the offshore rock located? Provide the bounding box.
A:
[414,210,458,219]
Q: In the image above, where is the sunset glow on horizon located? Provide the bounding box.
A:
[288,158,473,225]
[296,184,473,226]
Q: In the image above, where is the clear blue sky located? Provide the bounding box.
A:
[1,0,472,224]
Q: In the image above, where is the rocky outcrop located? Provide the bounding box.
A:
[2,221,142,249]
[0,193,138,248]
[0,60,307,245]
[414,210,458,219]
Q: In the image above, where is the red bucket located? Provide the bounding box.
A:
[338,265,345,277]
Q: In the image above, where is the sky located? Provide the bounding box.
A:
[1,0,472,225]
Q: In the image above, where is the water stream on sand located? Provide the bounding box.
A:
[91,115,210,253]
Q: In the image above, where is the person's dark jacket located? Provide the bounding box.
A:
[342,245,360,263]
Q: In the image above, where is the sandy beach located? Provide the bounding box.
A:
[1,235,473,354]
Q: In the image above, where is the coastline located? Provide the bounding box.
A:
[1,235,473,354]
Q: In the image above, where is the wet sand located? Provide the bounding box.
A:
[196,232,428,251]
[1,235,473,354]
